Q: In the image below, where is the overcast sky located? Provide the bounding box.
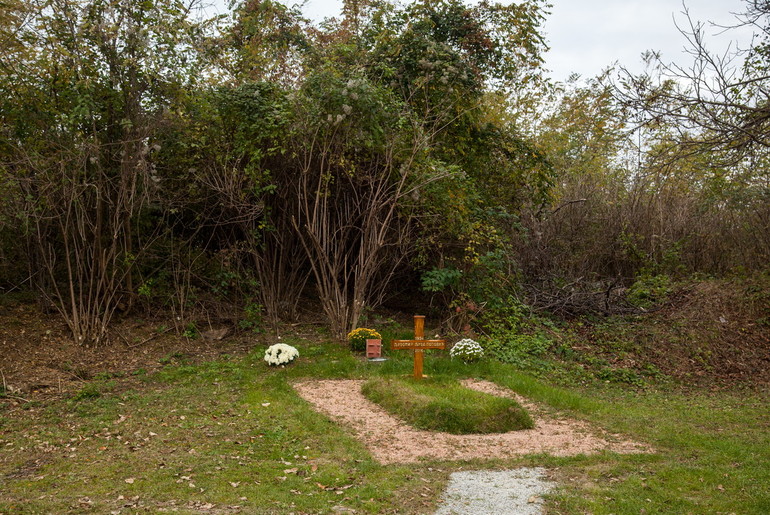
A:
[212,0,757,83]
[544,0,755,82]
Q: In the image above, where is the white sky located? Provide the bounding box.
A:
[544,0,755,82]
[210,0,758,83]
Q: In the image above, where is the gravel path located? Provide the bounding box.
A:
[435,468,554,515]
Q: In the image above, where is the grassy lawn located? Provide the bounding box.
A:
[1,332,768,514]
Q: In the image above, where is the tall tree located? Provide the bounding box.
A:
[0,0,213,345]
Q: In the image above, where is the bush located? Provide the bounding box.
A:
[347,328,382,352]
[627,274,672,308]
[483,332,552,367]
[239,301,264,333]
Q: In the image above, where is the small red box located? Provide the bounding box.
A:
[366,339,382,358]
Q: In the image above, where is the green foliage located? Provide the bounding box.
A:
[596,367,645,387]
[347,328,382,352]
[70,380,116,402]
[361,376,533,434]
[228,0,309,84]
[71,384,102,401]
[627,274,672,308]
[421,267,462,293]
[181,323,199,340]
[483,331,553,368]
[137,279,154,299]
[239,301,264,333]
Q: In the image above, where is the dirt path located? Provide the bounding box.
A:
[293,379,651,464]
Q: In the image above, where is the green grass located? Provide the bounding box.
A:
[361,376,533,434]
[1,328,768,513]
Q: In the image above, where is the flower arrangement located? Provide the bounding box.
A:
[347,327,381,352]
[264,343,299,366]
[450,338,484,363]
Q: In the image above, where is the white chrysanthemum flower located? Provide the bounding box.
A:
[264,343,299,366]
[450,338,484,363]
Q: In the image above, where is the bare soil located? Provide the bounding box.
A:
[293,379,651,464]
[0,302,258,400]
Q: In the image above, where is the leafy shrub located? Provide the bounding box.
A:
[347,328,382,352]
[476,296,529,334]
[597,367,645,387]
[239,301,264,333]
[483,332,552,367]
[627,274,672,308]
[181,323,199,339]
[421,267,462,292]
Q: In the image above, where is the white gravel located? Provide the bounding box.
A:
[435,468,555,515]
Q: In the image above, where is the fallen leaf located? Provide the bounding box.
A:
[284,468,298,474]
[261,403,271,407]
[230,482,240,488]
[124,478,135,484]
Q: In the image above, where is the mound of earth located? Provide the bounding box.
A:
[574,277,770,386]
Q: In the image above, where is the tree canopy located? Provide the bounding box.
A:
[0,0,767,345]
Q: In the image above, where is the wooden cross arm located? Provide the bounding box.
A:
[391,339,446,350]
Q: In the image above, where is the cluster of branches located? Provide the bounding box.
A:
[2,0,768,345]
[616,1,770,164]
[511,1,770,317]
[0,0,551,344]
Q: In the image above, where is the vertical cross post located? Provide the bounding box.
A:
[413,315,425,379]
[391,316,444,380]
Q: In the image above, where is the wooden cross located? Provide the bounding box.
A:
[391,315,445,379]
